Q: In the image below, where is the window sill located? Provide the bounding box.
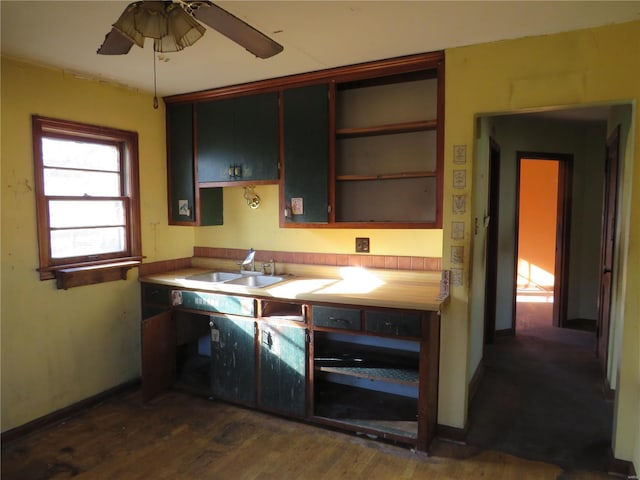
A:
[50,260,141,290]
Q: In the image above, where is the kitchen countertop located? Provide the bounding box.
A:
[140,258,448,312]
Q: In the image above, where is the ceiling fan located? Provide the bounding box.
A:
[97,0,284,59]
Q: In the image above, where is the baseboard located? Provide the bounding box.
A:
[608,451,637,478]
[495,328,515,337]
[437,423,468,443]
[1,377,140,446]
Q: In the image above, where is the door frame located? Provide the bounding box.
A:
[514,151,573,330]
[597,126,620,378]
[484,138,501,344]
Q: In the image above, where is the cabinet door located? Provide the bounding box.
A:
[167,103,196,224]
[259,323,307,417]
[141,310,175,402]
[282,84,329,224]
[197,93,279,183]
[210,315,256,406]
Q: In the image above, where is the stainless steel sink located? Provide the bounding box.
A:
[186,271,243,283]
[224,275,286,288]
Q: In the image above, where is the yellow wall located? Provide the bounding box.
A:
[443,20,639,465]
[195,185,444,257]
[0,57,193,431]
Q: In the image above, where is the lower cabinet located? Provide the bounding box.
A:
[210,315,256,406]
[310,305,440,451]
[140,284,439,452]
[258,322,307,417]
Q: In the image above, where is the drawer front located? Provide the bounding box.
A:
[313,306,361,331]
[365,310,422,338]
[175,290,255,317]
[142,283,172,306]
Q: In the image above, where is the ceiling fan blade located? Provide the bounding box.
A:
[97,27,135,55]
[190,1,283,59]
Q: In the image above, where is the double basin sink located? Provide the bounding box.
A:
[185,271,287,288]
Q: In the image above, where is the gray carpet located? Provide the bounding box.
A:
[466,325,614,472]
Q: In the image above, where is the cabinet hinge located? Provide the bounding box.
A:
[327,204,332,214]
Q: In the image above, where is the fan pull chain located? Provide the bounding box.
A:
[153,49,159,109]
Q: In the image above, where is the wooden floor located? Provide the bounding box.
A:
[2,389,617,480]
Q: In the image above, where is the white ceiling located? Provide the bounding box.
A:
[2,1,639,98]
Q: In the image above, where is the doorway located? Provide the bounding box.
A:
[467,109,618,472]
[514,153,572,334]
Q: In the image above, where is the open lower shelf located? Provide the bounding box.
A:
[317,366,418,386]
[314,380,418,442]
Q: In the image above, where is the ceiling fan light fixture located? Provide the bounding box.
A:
[112,4,146,48]
[133,2,169,40]
[160,3,206,52]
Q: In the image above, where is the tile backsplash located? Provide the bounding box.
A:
[193,247,442,271]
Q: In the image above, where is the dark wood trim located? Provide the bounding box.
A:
[1,378,140,446]
[32,115,142,278]
[468,361,485,404]
[608,453,636,478]
[164,51,444,104]
[55,260,140,290]
[435,59,445,229]
[484,138,501,345]
[597,126,620,373]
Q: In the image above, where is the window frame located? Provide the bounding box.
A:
[32,115,142,282]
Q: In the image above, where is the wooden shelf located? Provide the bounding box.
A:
[336,171,437,182]
[336,120,437,138]
[318,366,419,386]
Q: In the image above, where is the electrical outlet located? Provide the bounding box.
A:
[355,237,370,253]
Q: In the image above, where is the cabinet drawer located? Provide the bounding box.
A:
[313,306,361,331]
[142,283,172,306]
[365,310,422,338]
[175,290,255,317]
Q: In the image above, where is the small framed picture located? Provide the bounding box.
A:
[451,221,465,240]
[452,195,466,215]
[453,145,467,165]
[453,170,466,189]
[291,197,304,215]
[178,199,190,216]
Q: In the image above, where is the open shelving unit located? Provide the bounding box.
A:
[313,330,421,443]
[334,73,440,225]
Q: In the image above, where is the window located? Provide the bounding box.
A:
[32,116,142,286]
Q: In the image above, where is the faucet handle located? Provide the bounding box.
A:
[262,259,275,275]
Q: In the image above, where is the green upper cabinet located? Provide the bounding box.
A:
[166,103,223,226]
[282,84,330,224]
[197,92,279,184]
[167,103,196,224]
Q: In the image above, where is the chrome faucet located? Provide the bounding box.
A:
[240,248,256,272]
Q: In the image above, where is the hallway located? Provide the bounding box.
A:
[466,301,614,473]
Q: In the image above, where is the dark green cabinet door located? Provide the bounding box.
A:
[259,323,307,417]
[210,315,256,406]
[282,84,329,223]
[166,103,223,226]
[167,103,196,224]
[197,92,279,183]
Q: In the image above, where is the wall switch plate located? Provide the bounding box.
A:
[355,237,370,253]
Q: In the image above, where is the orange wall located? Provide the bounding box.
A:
[517,159,559,288]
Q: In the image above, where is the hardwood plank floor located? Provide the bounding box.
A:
[1,389,616,480]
